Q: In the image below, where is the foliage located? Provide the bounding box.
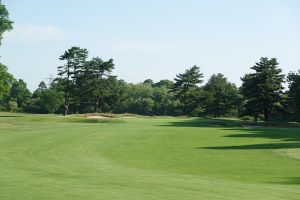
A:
[241,57,285,121]
[9,79,31,110]
[0,63,13,108]
[114,83,155,115]
[0,0,13,45]
[1,45,296,121]
[7,100,17,112]
[39,89,64,114]
[143,79,154,86]
[83,57,116,112]
[57,46,89,115]
[204,73,241,117]
[172,65,204,115]
[153,79,174,89]
[287,70,300,121]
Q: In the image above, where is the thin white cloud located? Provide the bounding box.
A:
[4,24,66,42]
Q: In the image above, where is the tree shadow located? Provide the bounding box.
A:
[0,115,23,118]
[223,130,300,142]
[201,143,300,150]
[270,177,300,185]
[162,119,300,147]
[162,118,300,128]
[163,118,300,184]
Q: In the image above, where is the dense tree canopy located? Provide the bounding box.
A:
[9,79,31,110]
[153,79,173,89]
[39,89,64,114]
[83,57,116,112]
[204,73,240,117]
[57,47,88,115]
[287,70,300,121]
[1,42,298,122]
[173,65,204,115]
[0,63,13,107]
[0,0,13,45]
[0,1,299,123]
[241,57,285,121]
[0,1,14,110]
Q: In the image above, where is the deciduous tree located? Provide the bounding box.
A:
[0,0,13,45]
[204,73,240,117]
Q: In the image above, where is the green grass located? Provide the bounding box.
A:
[0,113,300,200]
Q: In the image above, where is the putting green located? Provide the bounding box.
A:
[0,113,299,200]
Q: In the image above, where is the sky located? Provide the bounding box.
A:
[0,0,300,90]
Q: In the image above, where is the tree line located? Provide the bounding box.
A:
[0,1,299,122]
[1,46,300,122]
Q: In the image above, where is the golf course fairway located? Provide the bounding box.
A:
[0,113,300,200]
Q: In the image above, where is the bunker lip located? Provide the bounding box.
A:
[86,116,109,119]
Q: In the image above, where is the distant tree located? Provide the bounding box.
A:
[0,63,13,108]
[8,100,17,112]
[204,73,240,117]
[32,81,48,99]
[153,79,174,89]
[83,57,115,112]
[114,83,154,115]
[39,89,64,114]
[153,86,175,115]
[0,1,13,45]
[57,47,88,115]
[241,57,285,121]
[287,70,300,121]
[9,79,31,110]
[143,79,154,86]
[240,74,261,122]
[173,65,204,115]
[38,81,47,91]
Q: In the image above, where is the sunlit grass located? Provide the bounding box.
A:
[0,113,299,199]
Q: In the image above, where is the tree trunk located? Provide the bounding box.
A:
[64,105,68,116]
[264,110,269,121]
[254,115,258,123]
[94,97,99,113]
[63,99,70,116]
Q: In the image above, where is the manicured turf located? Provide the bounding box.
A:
[0,113,300,199]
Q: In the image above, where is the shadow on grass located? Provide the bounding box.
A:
[284,178,300,185]
[162,118,300,128]
[201,143,300,150]
[0,115,23,118]
[163,118,300,184]
[24,117,125,124]
[162,118,300,150]
[270,177,300,185]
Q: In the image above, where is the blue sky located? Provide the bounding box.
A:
[0,0,300,90]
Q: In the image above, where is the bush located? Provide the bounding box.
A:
[8,100,18,112]
[241,116,252,121]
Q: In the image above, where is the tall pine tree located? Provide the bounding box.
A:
[57,47,88,115]
[241,57,285,121]
[173,65,204,115]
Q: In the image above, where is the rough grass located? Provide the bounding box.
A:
[0,113,300,200]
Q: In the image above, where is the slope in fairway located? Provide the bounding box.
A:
[0,113,300,200]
